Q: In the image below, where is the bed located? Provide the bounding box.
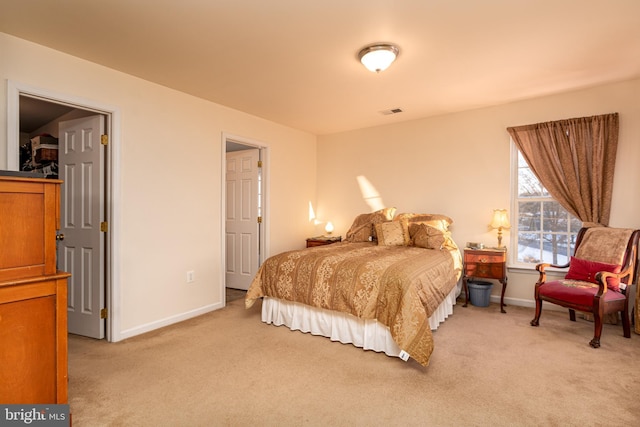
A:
[245,209,463,366]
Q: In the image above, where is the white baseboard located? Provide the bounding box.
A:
[118,302,224,341]
[490,295,565,312]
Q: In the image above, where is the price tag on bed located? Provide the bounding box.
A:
[398,350,410,361]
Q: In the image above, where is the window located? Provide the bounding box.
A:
[512,147,582,267]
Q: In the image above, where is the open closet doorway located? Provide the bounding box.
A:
[7,81,120,342]
[223,135,267,299]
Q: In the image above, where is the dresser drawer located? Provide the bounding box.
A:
[464,251,506,264]
[464,249,506,279]
[466,262,505,278]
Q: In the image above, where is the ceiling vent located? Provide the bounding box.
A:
[379,108,403,115]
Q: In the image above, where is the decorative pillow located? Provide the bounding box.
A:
[394,213,453,232]
[375,221,410,246]
[346,215,374,242]
[345,208,397,242]
[410,223,447,250]
[346,223,372,242]
[399,218,410,242]
[381,207,397,220]
[565,256,622,292]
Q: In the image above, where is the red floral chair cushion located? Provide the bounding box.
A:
[539,279,625,307]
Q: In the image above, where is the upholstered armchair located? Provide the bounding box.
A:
[530,226,640,348]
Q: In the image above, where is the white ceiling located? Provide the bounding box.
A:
[1,0,639,135]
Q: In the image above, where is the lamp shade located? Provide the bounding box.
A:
[490,209,511,229]
[358,44,399,73]
[325,221,334,234]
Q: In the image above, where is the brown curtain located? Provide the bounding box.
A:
[507,113,619,226]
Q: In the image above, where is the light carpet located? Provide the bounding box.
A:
[68,298,640,426]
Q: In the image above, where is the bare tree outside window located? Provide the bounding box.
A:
[514,151,581,266]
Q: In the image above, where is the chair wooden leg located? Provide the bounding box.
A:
[621,310,631,338]
[569,309,576,321]
[531,298,542,327]
[590,313,603,348]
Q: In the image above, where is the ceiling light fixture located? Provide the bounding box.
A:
[358,43,399,73]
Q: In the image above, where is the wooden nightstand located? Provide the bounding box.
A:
[462,248,508,313]
[306,236,342,248]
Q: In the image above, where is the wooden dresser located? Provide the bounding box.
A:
[306,236,342,248]
[462,248,508,313]
[0,174,70,404]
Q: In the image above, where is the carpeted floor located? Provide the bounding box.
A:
[225,287,246,303]
[68,298,640,426]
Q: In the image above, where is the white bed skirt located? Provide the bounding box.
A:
[261,283,460,361]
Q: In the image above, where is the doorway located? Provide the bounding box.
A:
[223,135,268,300]
[7,81,120,342]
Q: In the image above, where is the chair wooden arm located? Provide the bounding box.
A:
[595,262,634,296]
[535,262,570,285]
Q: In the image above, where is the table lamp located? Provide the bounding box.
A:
[490,209,510,248]
[325,221,334,235]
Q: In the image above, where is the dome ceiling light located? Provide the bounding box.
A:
[358,43,399,73]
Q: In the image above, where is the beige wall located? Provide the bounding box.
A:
[0,33,317,338]
[317,78,640,306]
[2,31,638,333]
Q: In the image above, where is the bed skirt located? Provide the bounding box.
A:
[261,283,460,361]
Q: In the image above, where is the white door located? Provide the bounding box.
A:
[225,149,260,290]
[58,115,105,338]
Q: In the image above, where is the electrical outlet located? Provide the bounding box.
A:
[186,270,195,283]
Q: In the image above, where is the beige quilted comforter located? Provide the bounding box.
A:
[246,242,462,366]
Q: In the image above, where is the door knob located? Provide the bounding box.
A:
[56,233,65,241]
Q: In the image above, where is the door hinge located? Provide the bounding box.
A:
[100,221,108,232]
[100,308,108,319]
[257,216,262,224]
[257,160,262,167]
[101,134,108,145]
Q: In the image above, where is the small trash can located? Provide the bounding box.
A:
[468,280,493,307]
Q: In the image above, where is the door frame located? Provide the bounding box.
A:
[6,80,122,342]
[221,132,269,304]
